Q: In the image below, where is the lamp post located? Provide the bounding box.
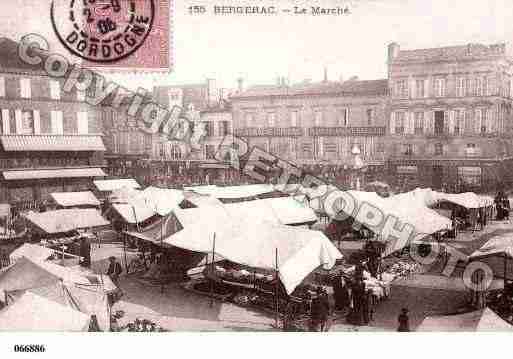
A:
[350,145,367,191]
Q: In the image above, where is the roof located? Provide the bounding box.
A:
[0,135,106,152]
[0,257,91,299]
[393,43,507,63]
[417,308,513,332]
[94,178,140,192]
[260,197,318,225]
[230,79,389,99]
[50,192,100,207]
[3,167,106,181]
[23,209,109,234]
[165,220,342,294]
[9,243,54,263]
[111,202,156,224]
[0,292,90,331]
[470,234,513,259]
[138,187,184,215]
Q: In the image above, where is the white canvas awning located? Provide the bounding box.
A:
[165,211,342,294]
[0,292,90,331]
[51,191,100,207]
[138,187,184,216]
[23,209,109,234]
[94,178,140,192]
[9,243,54,263]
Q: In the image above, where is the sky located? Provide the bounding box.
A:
[1,0,512,91]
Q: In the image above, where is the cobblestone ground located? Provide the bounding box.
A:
[90,217,513,331]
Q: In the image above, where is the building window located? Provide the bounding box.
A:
[458,166,481,187]
[456,78,465,97]
[0,77,5,98]
[20,78,31,99]
[454,110,464,135]
[314,110,323,127]
[77,112,88,134]
[402,144,413,156]
[415,79,425,98]
[267,112,276,127]
[474,78,482,96]
[338,108,349,126]
[50,80,61,100]
[244,113,254,127]
[171,145,182,160]
[477,109,488,133]
[366,109,374,126]
[20,110,34,134]
[290,110,299,127]
[482,77,489,96]
[465,143,478,157]
[50,110,64,134]
[203,121,214,137]
[434,143,443,155]
[434,78,446,97]
[218,121,229,136]
[395,112,405,134]
[414,112,424,134]
[396,80,408,98]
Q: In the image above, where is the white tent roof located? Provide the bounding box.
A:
[260,196,318,225]
[470,234,513,259]
[9,243,54,263]
[94,178,140,192]
[138,187,184,216]
[23,209,109,234]
[183,192,224,207]
[224,200,281,225]
[0,292,90,331]
[417,308,513,331]
[438,192,494,209]
[50,191,100,207]
[165,217,341,294]
[111,202,156,224]
[185,184,276,199]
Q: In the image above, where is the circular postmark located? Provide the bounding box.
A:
[50,0,155,63]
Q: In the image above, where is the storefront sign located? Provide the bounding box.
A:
[396,165,418,174]
[234,127,304,137]
[308,127,385,137]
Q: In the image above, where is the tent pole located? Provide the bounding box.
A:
[123,226,128,274]
[275,247,279,329]
[504,254,507,290]
[210,233,216,308]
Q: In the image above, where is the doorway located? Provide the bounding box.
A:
[432,165,444,189]
[434,111,445,135]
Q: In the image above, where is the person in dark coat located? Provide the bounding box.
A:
[349,278,366,325]
[310,287,330,331]
[397,308,410,332]
[332,274,350,311]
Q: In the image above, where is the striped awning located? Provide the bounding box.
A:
[3,167,106,180]
[0,135,106,151]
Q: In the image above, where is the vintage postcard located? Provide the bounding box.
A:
[0,0,512,357]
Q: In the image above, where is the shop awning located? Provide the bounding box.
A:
[50,191,100,207]
[23,209,110,234]
[2,167,106,181]
[0,135,106,152]
[94,178,140,192]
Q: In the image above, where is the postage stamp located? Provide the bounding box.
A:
[50,0,172,72]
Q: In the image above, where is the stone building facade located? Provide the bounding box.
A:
[229,79,389,183]
[386,42,513,191]
[0,38,106,205]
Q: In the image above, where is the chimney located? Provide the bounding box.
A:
[323,67,328,82]
[387,42,400,63]
[237,77,244,92]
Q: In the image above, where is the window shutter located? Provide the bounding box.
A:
[475,109,482,134]
[33,110,41,134]
[448,110,455,134]
[464,110,472,134]
[2,109,10,134]
[389,112,395,134]
[15,109,23,134]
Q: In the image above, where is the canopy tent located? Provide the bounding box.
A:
[23,209,109,234]
[5,281,110,331]
[0,292,90,331]
[224,200,281,226]
[185,184,277,199]
[110,202,156,225]
[0,257,91,302]
[182,191,224,208]
[164,212,342,294]
[50,191,100,208]
[108,186,141,204]
[417,308,513,331]
[469,234,513,281]
[138,187,184,216]
[94,178,140,192]
[9,243,54,263]
[260,196,318,226]
[392,188,494,209]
